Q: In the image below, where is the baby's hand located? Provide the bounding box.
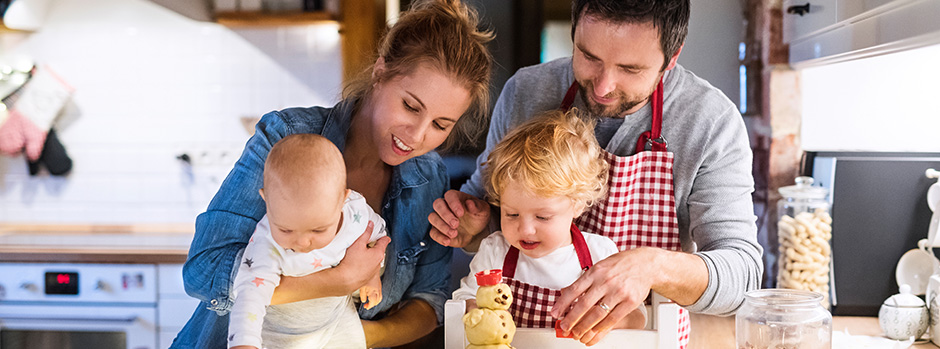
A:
[359,284,382,309]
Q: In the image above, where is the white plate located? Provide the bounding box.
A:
[897,248,937,295]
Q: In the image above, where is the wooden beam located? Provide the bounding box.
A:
[341,0,387,82]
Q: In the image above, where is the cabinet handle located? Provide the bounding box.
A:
[787,3,811,16]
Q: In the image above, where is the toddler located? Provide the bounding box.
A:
[228,134,386,349]
[453,109,647,330]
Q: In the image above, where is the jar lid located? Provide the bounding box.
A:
[475,269,503,286]
[883,284,926,307]
[778,176,829,200]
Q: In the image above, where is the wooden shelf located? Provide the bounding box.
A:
[215,11,337,27]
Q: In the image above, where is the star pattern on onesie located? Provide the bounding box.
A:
[248,312,257,322]
[353,211,362,223]
[252,277,265,287]
[311,258,323,269]
[244,258,254,268]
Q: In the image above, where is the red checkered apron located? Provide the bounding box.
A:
[501,223,593,329]
[567,80,689,348]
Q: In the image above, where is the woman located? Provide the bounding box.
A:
[170,0,492,347]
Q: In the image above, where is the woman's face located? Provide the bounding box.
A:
[366,61,472,166]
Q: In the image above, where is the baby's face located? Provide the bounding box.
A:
[498,179,582,259]
[264,187,348,253]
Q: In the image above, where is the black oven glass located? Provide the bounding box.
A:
[44,271,79,295]
[1,330,125,349]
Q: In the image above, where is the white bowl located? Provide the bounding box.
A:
[896,248,936,295]
[879,303,928,340]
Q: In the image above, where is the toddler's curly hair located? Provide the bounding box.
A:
[483,108,609,210]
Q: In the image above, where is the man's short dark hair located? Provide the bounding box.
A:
[571,0,690,71]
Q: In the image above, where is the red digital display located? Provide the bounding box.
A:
[45,271,79,295]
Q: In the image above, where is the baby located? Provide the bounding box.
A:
[453,109,647,331]
[228,134,386,349]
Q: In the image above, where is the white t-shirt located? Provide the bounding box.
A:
[452,230,618,301]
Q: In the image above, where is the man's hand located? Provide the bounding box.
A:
[428,190,491,249]
[551,248,660,345]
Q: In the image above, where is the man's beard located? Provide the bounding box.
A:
[576,78,660,119]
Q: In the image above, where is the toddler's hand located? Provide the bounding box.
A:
[359,285,383,309]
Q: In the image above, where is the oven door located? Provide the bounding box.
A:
[0,304,157,349]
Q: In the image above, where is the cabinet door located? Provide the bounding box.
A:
[837,0,896,21]
[783,0,838,43]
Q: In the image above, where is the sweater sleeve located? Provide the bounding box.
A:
[684,105,763,316]
[460,75,519,199]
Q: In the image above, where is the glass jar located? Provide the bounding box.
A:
[736,289,832,349]
[776,176,832,308]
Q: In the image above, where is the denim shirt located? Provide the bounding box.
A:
[170,99,453,348]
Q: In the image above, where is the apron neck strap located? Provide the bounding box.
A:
[502,223,594,278]
[560,82,580,112]
[558,78,667,154]
[634,77,666,154]
[570,223,594,271]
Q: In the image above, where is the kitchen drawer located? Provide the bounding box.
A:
[158,263,186,296]
[158,297,200,328]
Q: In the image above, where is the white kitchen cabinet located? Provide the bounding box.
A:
[786,0,940,67]
[783,0,901,44]
[782,0,838,44]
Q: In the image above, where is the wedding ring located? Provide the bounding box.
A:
[598,303,611,312]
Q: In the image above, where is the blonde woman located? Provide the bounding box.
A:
[171,0,493,347]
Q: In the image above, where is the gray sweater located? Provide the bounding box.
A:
[461,57,763,316]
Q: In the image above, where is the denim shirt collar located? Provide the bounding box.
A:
[320,98,429,203]
[321,98,355,152]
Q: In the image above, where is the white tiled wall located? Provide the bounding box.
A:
[0,0,343,223]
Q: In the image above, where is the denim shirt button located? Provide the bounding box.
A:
[210,299,218,306]
[419,241,426,247]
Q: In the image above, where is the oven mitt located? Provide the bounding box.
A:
[28,128,71,176]
[0,108,46,161]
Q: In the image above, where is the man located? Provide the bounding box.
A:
[429,0,762,345]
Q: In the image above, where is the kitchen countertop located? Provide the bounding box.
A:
[0,223,194,263]
[689,313,938,348]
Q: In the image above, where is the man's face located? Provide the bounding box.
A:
[572,15,675,118]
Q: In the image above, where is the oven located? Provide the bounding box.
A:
[0,263,158,349]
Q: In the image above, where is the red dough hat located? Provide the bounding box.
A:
[475,269,502,286]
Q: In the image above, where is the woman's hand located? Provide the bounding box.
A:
[272,222,390,304]
[428,190,491,250]
[336,221,391,290]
